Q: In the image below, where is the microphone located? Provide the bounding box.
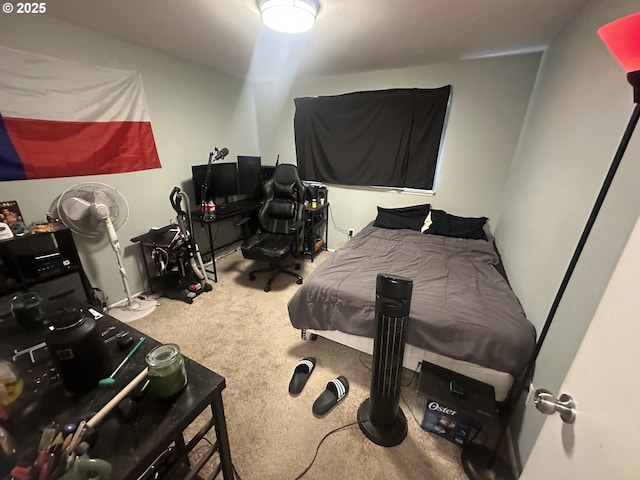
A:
[214,147,229,161]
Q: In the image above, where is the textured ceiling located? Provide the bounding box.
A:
[46,0,590,81]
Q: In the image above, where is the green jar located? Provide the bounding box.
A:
[145,344,188,398]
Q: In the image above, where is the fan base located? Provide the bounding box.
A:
[357,398,408,447]
[108,298,158,323]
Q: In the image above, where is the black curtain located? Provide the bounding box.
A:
[294,86,451,190]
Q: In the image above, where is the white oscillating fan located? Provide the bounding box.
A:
[57,182,158,322]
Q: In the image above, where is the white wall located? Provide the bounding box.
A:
[0,15,542,301]
[0,14,259,305]
[251,53,542,248]
[496,0,640,466]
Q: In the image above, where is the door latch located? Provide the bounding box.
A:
[534,388,576,424]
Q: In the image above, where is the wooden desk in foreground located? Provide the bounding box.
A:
[0,306,234,480]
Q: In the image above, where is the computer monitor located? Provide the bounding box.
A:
[237,156,262,199]
[191,162,239,205]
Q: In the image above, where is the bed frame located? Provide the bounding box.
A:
[301,328,514,401]
[288,218,535,405]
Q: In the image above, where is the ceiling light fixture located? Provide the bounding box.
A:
[259,0,319,34]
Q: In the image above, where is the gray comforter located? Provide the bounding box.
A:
[287,224,536,378]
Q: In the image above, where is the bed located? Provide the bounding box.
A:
[287,207,536,402]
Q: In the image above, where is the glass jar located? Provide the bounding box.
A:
[145,344,188,398]
[10,292,44,329]
[0,360,23,406]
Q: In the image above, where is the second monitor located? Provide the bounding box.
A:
[237,156,262,200]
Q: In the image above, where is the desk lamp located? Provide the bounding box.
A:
[462,11,640,479]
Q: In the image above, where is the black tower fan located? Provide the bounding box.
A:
[358,274,413,446]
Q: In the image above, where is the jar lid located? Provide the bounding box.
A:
[146,344,181,368]
[48,307,86,330]
[11,292,42,305]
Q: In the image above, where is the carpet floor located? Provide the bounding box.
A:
[131,247,473,480]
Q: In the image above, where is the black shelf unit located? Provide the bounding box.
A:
[0,227,97,315]
[303,202,329,262]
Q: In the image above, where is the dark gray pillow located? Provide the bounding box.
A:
[425,209,488,240]
[373,204,431,231]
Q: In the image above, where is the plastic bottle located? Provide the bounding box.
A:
[209,200,216,221]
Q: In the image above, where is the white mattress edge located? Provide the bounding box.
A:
[306,329,513,402]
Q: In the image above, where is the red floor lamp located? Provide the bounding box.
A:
[462,11,640,480]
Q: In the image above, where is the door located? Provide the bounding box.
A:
[520,214,640,479]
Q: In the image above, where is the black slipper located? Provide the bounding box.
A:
[288,357,316,395]
[312,376,349,416]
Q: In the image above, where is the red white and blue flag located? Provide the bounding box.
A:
[0,46,161,181]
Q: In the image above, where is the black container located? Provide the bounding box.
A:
[46,307,113,393]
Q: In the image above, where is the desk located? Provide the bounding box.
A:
[192,200,261,282]
[0,306,234,480]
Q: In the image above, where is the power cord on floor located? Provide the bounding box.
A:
[292,421,359,480]
[402,361,422,387]
[400,386,424,427]
[358,351,371,371]
[233,461,243,480]
[198,436,244,480]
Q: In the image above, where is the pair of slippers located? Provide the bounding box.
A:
[288,357,349,416]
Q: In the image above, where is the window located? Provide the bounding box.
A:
[294,86,450,190]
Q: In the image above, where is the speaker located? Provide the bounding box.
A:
[357,274,413,447]
[317,186,328,205]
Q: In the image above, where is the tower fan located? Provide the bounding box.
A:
[358,274,413,446]
[57,182,158,322]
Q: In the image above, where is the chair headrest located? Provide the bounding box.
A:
[273,164,300,185]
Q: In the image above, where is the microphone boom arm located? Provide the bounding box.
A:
[200,147,229,207]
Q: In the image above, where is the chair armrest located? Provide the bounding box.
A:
[234,217,251,227]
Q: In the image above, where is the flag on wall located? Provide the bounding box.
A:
[0,46,161,181]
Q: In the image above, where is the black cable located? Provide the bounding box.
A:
[358,351,371,371]
[400,388,423,427]
[402,362,422,387]
[91,287,107,309]
[199,436,244,480]
[292,421,359,480]
[233,462,243,480]
[327,204,349,235]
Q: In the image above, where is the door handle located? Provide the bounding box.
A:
[534,388,576,424]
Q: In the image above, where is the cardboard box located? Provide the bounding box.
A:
[421,398,481,445]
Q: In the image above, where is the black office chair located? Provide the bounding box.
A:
[241,164,305,292]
